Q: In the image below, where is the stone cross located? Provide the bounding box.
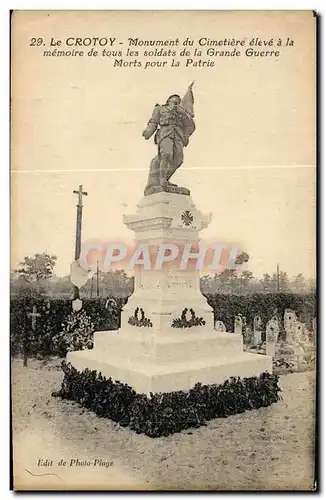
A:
[28,306,41,331]
[253,315,262,345]
[24,306,41,367]
[72,184,88,299]
[73,185,88,248]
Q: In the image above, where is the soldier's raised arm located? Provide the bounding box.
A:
[142,104,160,140]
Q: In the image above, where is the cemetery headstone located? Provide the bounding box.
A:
[244,326,255,347]
[234,315,243,335]
[284,309,297,344]
[214,320,226,332]
[312,317,316,339]
[301,324,310,344]
[253,315,262,345]
[292,322,307,368]
[265,319,279,358]
[270,314,279,330]
[106,298,118,309]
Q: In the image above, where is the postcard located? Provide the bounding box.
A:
[11,10,316,491]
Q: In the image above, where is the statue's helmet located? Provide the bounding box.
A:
[166,94,181,105]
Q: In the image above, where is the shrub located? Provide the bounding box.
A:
[53,362,282,438]
[10,297,126,357]
[10,293,316,357]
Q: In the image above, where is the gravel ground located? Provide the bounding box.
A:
[11,357,316,491]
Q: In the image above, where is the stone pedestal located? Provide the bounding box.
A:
[67,192,272,394]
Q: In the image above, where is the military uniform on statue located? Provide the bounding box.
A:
[143,82,195,196]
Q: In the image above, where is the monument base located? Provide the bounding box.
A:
[67,328,272,394]
[54,357,281,438]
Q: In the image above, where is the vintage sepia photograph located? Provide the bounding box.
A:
[10,10,316,491]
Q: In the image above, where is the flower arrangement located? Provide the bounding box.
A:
[51,310,95,356]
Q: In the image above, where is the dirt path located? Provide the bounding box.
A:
[11,357,316,490]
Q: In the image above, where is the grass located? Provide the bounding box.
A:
[11,356,316,491]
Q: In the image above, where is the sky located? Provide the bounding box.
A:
[11,10,316,279]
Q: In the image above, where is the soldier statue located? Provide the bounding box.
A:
[142,82,195,196]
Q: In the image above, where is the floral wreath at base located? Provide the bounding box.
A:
[171,308,206,328]
[128,307,153,328]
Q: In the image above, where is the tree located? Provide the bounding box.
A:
[200,275,212,294]
[260,273,272,293]
[47,275,72,298]
[271,273,278,293]
[98,269,134,297]
[10,271,34,297]
[306,277,316,293]
[239,270,254,293]
[291,273,306,293]
[14,253,57,283]
[279,271,289,292]
[218,269,237,293]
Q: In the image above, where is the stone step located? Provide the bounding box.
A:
[93,329,244,364]
[67,349,272,394]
